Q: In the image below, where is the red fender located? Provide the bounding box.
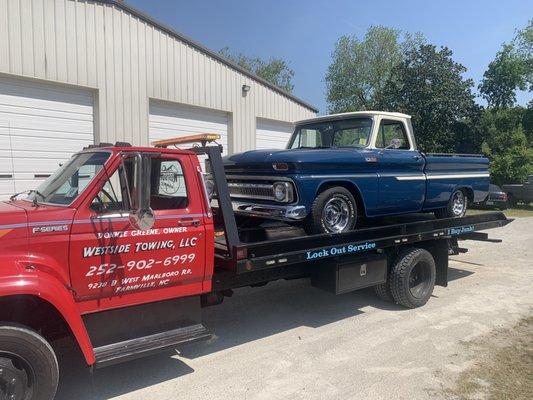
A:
[0,262,95,365]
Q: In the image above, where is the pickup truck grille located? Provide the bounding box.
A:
[227,182,275,201]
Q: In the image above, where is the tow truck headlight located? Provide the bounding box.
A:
[272,182,294,202]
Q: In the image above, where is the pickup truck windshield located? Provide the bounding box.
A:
[27,151,111,205]
[289,117,373,149]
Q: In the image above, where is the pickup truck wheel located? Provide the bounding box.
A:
[435,189,467,219]
[390,248,436,308]
[0,325,58,400]
[304,187,357,234]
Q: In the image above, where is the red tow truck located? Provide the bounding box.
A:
[0,134,511,400]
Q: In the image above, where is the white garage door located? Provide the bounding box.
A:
[149,101,229,168]
[256,118,294,149]
[0,77,94,199]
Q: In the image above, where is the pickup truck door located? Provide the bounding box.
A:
[375,119,426,214]
[69,153,210,308]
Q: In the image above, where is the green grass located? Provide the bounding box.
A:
[467,204,533,218]
[442,317,533,400]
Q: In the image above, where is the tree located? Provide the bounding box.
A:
[479,20,532,108]
[480,108,533,185]
[219,47,295,92]
[376,45,481,153]
[325,26,424,113]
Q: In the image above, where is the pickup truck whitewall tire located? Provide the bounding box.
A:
[304,187,357,234]
[435,189,467,219]
[0,325,58,400]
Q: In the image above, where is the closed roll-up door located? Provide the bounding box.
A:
[149,101,229,167]
[0,77,94,199]
[256,118,294,149]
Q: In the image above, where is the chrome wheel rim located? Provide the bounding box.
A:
[322,197,350,233]
[452,191,466,216]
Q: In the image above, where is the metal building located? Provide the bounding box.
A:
[0,0,317,198]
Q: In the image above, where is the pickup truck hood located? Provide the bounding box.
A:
[224,148,371,174]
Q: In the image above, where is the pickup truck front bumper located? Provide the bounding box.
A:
[232,201,308,221]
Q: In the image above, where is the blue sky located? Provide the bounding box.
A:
[127,0,532,113]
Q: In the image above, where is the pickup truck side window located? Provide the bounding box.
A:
[150,159,189,210]
[376,120,410,150]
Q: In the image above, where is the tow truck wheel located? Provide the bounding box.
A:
[390,248,436,308]
[373,281,393,302]
[0,325,58,400]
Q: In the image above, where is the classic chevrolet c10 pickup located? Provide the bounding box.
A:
[223,111,490,234]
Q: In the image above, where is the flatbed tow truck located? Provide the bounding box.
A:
[0,134,511,400]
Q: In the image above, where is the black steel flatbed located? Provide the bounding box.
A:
[214,212,511,273]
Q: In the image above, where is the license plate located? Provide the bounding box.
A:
[486,201,494,205]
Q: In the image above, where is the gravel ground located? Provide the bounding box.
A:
[55,217,533,400]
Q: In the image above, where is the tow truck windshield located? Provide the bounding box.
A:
[288,117,373,149]
[26,151,111,205]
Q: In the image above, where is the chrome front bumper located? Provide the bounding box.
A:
[232,201,308,221]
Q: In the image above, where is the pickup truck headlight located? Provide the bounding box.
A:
[273,182,294,202]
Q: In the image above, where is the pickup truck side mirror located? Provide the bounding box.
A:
[129,153,155,231]
[378,138,402,154]
[386,138,402,149]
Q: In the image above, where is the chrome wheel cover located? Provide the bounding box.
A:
[452,191,466,216]
[322,196,350,233]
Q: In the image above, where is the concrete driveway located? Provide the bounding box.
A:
[55,217,533,400]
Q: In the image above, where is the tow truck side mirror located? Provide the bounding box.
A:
[129,153,155,231]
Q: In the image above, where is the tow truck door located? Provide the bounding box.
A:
[69,152,210,307]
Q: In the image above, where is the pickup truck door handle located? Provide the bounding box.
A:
[412,155,423,161]
[177,218,201,227]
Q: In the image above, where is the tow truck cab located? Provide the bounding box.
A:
[0,134,512,400]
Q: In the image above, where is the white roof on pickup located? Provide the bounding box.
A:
[296,111,411,125]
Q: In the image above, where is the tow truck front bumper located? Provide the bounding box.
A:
[232,201,308,221]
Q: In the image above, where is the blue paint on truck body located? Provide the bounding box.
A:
[223,112,490,223]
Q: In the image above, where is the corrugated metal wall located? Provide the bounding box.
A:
[0,0,316,152]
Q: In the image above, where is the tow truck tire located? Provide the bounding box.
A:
[304,187,357,235]
[0,324,59,400]
[389,248,436,309]
[373,281,393,302]
[435,189,467,219]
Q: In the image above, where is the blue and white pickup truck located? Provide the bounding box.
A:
[223,111,490,234]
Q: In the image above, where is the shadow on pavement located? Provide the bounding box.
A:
[54,279,402,399]
[447,267,475,282]
[55,264,476,399]
[54,342,193,400]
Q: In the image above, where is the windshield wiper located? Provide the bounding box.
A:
[9,190,31,201]
[9,189,46,205]
[30,189,46,205]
